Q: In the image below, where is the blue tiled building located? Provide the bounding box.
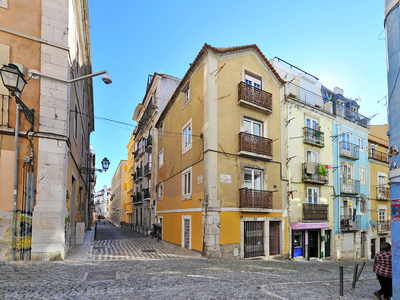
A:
[321,86,370,260]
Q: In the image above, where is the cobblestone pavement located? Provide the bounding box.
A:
[0,221,387,299]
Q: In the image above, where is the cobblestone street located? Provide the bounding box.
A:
[0,221,384,299]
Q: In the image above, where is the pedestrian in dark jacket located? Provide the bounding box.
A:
[373,242,392,300]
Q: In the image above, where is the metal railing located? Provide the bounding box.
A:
[238,81,272,112]
[143,188,151,199]
[144,162,151,176]
[369,149,389,163]
[238,132,273,158]
[303,127,324,147]
[302,162,329,184]
[340,178,360,194]
[302,203,329,221]
[340,215,361,231]
[335,105,370,129]
[239,188,273,209]
[376,186,390,200]
[339,142,359,160]
[378,220,390,234]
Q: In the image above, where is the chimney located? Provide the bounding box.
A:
[334,87,344,95]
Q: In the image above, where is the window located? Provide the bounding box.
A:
[358,136,365,152]
[306,149,319,162]
[74,104,78,140]
[182,119,192,154]
[360,198,367,214]
[306,116,318,130]
[359,166,367,185]
[159,150,163,168]
[182,167,192,200]
[342,164,353,179]
[379,208,387,223]
[244,168,262,190]
[159,122,163,138]
[307,187,319,204]
[244,118,261,136]
[182,82,190,106]
[343,199,353,216]
[158,183,163,200]
[341,131,351,150]
[245,73,261,89]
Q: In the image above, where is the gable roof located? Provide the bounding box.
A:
[156,43,285,127]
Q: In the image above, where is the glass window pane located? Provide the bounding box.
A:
[254,170,262,190]
[253,123,261,136]
[244,120,251,133]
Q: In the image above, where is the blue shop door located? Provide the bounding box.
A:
[293,230,303,257]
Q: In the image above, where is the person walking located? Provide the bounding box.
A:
[373,242,392,300]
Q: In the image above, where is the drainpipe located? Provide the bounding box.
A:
[336,124,341,259]
[11,99,20,261]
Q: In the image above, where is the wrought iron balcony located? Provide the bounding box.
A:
[340,178,360,194]
[302,203,329,221]
[378,220,390,234]
[302,162,329,184]
[339,142,359,160]
[303,127,324,147]
[335,105,370,129]
[376,186,390,200]
[134,168,143,183]
[238,81,272,114]
[238,132,273,160]
[143,188,151,199]
[239,188,273,210]
[340,215,361,231]
[144,162,151,177]
[145,135,153,153]
[134,149,139,161]
[135,192,142,203]
[369,148,389,164]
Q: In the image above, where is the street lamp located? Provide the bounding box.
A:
[0,63,34,261]
[79,157,110,174]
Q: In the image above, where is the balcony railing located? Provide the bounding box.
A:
[340,178,360,194]
[143,188,151,199]
[376,186,390,200]
[145,135,153,153]
[302,162,329,184]
[238,132,273,159]
[144,162,151,176]
[369,149,389,164]
[303,127,324,147]
[339,141,359,160]
[340,215,361,231]
[335,105,370,129]
[238,81,272,113]
[378,220,390,234]
[239,188,273,209]
[302,203,329,221]
[134,168,143,182]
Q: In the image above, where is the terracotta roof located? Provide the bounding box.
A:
[156,43,285,127]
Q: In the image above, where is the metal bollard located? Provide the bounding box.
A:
[352,264,358,289]
[339,266,344,296]
[356,261,366,281]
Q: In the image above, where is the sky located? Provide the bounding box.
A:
[88,0,388,191]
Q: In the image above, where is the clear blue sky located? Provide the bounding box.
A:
[88,0,388,190]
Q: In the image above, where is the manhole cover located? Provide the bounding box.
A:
[141,249,157,253]
[86,270,116,281]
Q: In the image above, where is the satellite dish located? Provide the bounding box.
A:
[370,220,377,228]
[360,194,367,201]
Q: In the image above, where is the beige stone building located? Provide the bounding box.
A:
[0,0,102,260]
[110,160,127,225]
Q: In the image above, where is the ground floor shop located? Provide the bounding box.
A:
[292,223,331,260]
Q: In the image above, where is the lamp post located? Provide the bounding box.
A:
[0,63,34,261]
[79,157,110,174]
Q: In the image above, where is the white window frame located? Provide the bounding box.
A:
[158,183,163,200]
[359,166,367,185]
[306,149,319,162]
[357,136,366,152]
[305,116,318,130]
[359,198,367,214]
[243,117,262,137]
[182,118,192,154]
[159,149,164,168]
[182,167,192,200]
[342,199,354,217]
[378,206,387,223]
[182,215,192,249]
[182,82,190,107]
[244,72,261,89]
[307,187,319,204]
[244,167,263,190]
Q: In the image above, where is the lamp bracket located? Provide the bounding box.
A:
[14,93,34,130]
